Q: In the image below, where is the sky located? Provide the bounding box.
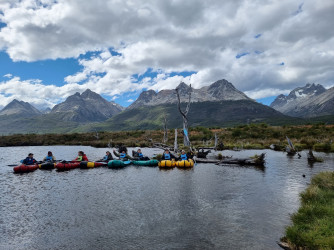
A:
[0,0,334,109]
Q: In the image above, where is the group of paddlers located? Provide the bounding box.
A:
[21,148,194,165]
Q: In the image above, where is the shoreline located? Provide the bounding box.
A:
[280,172,334,249]
[0,124,333,153]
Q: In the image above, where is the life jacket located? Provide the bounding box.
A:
[82,154,88,161]
[138,153,143,158]
[164,153,171,160]
[103,155,108,161]
[25,157,35,165]
[120,153,126,158]
[45,156,53,161]
[180,153,187,160]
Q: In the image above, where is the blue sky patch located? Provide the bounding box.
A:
[0,51,82,86]
[132,68,157,82]
[236,52,250,59]
[256,96,276,106]
[0,22,6,29]
[109,48,122,57]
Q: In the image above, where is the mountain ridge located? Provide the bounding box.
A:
[50,89,124,122]
[270,83,334,117]
[129,79,252,109]
[0,99,42,117]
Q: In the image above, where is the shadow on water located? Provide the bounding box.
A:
[158,167,174,172]
[218,163,266,173]
[176,167,194,172]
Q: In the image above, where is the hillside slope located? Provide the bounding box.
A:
[77,100,301,132]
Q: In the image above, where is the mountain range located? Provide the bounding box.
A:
[0,79,332,134]
[129,79,251,109]
[270,83,334,117]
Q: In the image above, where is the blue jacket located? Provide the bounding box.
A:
[162,153,176,160]
[180,153,188,160]
[23,157,36,165]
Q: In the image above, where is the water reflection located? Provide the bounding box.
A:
[1,146,334,249]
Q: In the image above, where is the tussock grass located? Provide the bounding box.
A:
[283,172,334,249]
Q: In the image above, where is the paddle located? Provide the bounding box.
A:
[7,160,45,167]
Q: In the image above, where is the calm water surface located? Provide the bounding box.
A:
[1,146,334,250]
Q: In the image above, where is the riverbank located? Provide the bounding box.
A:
[0,124,333,152]
[281,172,334,249]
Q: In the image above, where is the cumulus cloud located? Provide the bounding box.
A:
[0,0,333,107]
[0,76,92,109]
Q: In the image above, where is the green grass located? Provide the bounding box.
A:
[1,124,334,152]
[283,172,334,249]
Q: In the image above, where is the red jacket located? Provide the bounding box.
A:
[75,154,89,161]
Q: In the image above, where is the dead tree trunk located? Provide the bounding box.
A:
[174,129,178,152]
[214,133,218,150]
[94,129,99,140]
[163,114,168,144]
[176,83,192,147]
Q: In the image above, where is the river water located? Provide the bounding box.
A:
[1,146,333,250]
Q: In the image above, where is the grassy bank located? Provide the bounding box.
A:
[282,172,334,249]
[0,123,334,152]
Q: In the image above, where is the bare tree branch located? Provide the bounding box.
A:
[175,82,192,147]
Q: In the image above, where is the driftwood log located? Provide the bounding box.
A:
[194,153,265,167]
[196,149,211,158]
[217,153,265,167]
[194,158,221,164]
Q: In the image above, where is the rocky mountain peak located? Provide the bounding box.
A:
[208,79,232,89]
[50,89,123,122]
[206,79,251,101]
[176,81,191,90]
[270,83,330,117]
[288,83,326,99]
[129,79,251,109]
[81,89,101,99]
[0,99,42,116]
[271,83,326,109]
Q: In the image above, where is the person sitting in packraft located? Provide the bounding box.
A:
[74,151,89,161]
[43,151,56,162]
[133,149,150,161]
[178,150,188,161]
[113,150,133,161]
[161,149,176,160]
[99,151,113,162]
[22,153,37,165]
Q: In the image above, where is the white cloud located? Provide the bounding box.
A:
[0,76,92,109]
[3,73,12,78]
[245,88,291,100]
[0,0,333,104]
